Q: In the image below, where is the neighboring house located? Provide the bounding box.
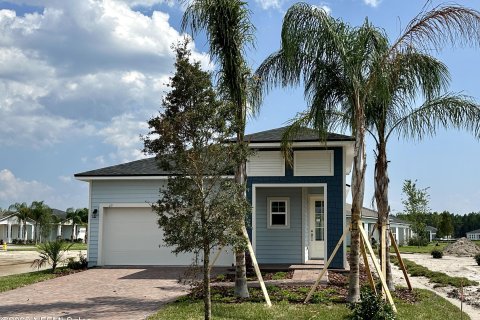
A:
[426,226,437,242]
[345,204,412,246]
[75,126,355,268]
[45,209,87,242]
[0,214,34,243]
[466,229,480,240]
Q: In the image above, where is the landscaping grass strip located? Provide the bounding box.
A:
[0,269,57,292]
[150,289,469,320]
[391,257,478,287]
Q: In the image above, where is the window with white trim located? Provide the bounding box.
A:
[267,198,289,228]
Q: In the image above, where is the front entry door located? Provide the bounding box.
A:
[309,196,326,259]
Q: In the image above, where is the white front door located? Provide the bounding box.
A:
[308,196,326,259]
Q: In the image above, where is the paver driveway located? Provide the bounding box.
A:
[0,267,193,320]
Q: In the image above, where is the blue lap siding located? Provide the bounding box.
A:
[247,147,345,269]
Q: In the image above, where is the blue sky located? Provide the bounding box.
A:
[0,0,478,214]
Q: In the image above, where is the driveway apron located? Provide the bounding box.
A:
[0,267,190,320]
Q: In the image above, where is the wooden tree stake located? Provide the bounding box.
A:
[360,238,377,294]
[208,246,224,272]
[242,226,272,307]
[381,224,387,297]
[358,221,397,313]
[389,230,412,291]
[304,226,350,303]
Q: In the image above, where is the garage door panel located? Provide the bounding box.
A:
[102,207,233,266]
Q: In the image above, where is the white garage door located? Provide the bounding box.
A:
[101,207,233,266]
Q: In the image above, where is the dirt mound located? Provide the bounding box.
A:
[443,237,480,257]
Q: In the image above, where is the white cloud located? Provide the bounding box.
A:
[0,169,54,204]
[313,4,331,15]
[255,0,283,10]
[58,175,72,183]
[98,112,149,162]
[0,0,209,152]
[363,0,381,7]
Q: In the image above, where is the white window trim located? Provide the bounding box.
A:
[267,197,290,229]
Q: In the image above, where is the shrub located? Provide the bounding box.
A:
[431,249,443,259]
[272,272,287,280]
[349,287,396,320]
[74,238,83,243]
[67,253,88,270]
[408,236,428,246]
[475,254,480,266]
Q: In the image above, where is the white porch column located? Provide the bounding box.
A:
[31,225,35,241]
[7,223,12,243]
[57,224,62,237]
[19,224,23,241]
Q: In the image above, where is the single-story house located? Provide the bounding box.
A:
[0,209,86,243]
[466,229,480,240]
[426,226,437,242]
[45,209,87,242]
[75,127,355,268]
[345,204,412,246]
[0,213,34,243]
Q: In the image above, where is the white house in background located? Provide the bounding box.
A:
[466,229,480,240]
[46,209,87,242]
[345,204,412,246]
[0,214,35,243]
[0,209,86,243]
[426,226,437,242]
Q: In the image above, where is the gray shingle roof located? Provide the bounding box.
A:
[345,203,410,225]
[75,157,168,177]
[466,229,480,234]
[243,126,354,143]
[75,127,353,177]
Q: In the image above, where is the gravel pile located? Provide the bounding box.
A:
[443,237,480,257]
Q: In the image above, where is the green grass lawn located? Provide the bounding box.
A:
[394,242,449,254]
[0,269,58,292]
[150,289,468,320]
[5,243,87,251]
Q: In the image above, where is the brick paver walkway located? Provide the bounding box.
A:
[0,267,191,320]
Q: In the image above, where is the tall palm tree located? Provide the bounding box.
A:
[254,2,480,302]
[30,201,53,244]
[182,0,255,298]
[66,208,85,241]
[8,202,31,243]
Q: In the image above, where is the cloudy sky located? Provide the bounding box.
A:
[0,0,478,214]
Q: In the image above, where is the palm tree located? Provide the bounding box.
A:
[29,201,53,244]
[182,0,255,298]
[254,2,480,302]
[31,240,73,273]
[66,208,85,241]
[8,202,31,243]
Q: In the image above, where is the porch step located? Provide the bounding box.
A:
[291,269,328,283]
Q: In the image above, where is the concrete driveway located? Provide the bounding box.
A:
[0,267,193,320]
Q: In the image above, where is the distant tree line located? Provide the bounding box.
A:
[395,180,479,240]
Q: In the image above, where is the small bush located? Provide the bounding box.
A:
[475,254,480,266]
[349,287,396,320]
[431,249,443,259]
[67,253,88,270]
[74,238,83,243]
[408,236,428,246]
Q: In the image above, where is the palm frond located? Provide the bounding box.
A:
[391,4,480,54]
[388,94,480,142]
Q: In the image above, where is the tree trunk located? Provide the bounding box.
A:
[374,139,395,291]
[347,103,367,303]
[203,245,211,320]
[234,108,249,298]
